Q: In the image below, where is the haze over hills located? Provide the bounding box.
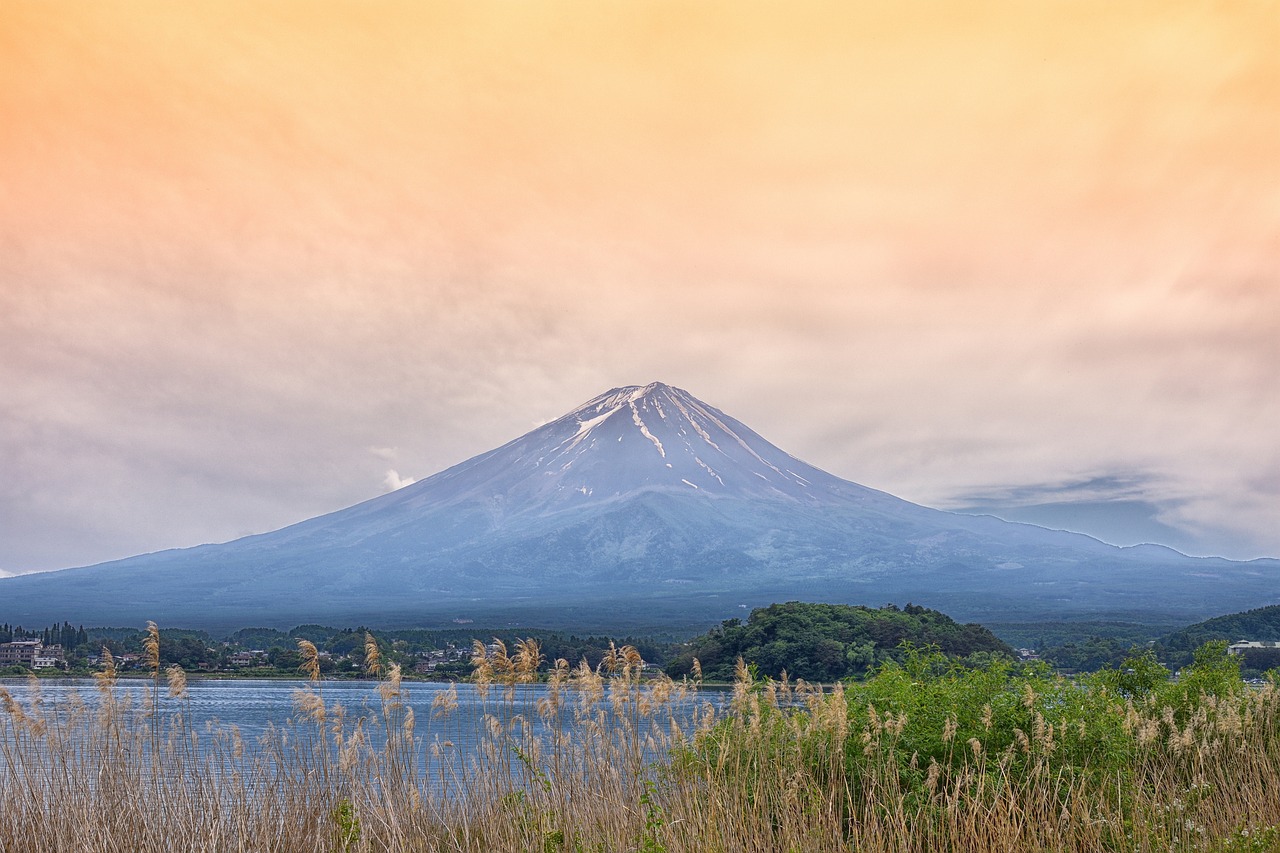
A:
[1,382,1276,630]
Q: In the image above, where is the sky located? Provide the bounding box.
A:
[1,1,1277,576]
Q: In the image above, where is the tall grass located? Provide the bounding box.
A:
[1,634,1277,851]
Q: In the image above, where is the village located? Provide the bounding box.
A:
[0,623,669,680]
[0,631,474,678]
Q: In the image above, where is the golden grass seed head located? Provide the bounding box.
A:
[925,758,941,795]
[379,663,403,701]
[547,657,570,692]
[489,639,516,683]
[600,641,620,675]
[297,639,321,683]
[432,684,459,719]
[292,688,326,723]
[623,645,643,670]
[95,647,118,691]
[166,664,187,699]
[942,715,958,744]
[144,621,161,677]
[514,638,544,683]
[364,632,382,678]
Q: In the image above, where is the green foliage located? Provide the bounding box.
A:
[1041,635,1150,672]
[1090,640,1242,729]
[156,630,216,669]
[225,627,293,648]
[1167,640,1242,712]
[1162,604,1280,668]
[1238,648,1280,676]
[987,619,1179,651]
[332,798,360,850]
[638,780,668,853]
[687,638,1257,843]
[666,602,1013,682]
[0,621,90,650]
[850,647,1130,794]
[542,828,565,852]
[1095,648,1170,699]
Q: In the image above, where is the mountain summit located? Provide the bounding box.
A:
[372,381,895,512]
[2,383,1276,629]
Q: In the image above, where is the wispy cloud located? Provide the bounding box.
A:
[948,474,1159,510]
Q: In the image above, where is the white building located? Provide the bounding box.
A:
[0,639,65,669]
[1228,640,1280,655]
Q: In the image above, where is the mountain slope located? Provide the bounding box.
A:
[2,382,1276,629]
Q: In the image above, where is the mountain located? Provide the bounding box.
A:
[2,382,1276,630]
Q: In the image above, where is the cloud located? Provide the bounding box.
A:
[0,1,1275,574]
[944,473,1227,557]
[949,474,1158,510]
[382,470,415,492]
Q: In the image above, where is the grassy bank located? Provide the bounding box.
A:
[1,632,1278,851]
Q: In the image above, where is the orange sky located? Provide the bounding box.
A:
[1,1,1277,570]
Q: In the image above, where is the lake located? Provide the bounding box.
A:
[0,677,726,782]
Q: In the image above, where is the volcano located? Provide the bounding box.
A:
[2,382,1276,629]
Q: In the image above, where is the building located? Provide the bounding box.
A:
[33,644,65,669]
[0,639,65,669]
[1228,640,1280,656]
[228,649,269,667]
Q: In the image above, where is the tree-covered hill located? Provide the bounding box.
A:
[1162,604,1280,670]
[665,602,1013,682]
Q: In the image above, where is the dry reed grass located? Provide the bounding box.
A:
[1,631,1278,852]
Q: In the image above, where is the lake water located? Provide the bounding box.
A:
[0,677,726,782]
[4,677,535,740]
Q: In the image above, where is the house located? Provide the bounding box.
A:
[226,649,270,667]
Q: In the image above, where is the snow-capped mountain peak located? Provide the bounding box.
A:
[385,382,873,517]
[3,381,1274,630]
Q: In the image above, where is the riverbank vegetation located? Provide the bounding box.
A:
[2,623,1278,851]
[12,601,1280,681]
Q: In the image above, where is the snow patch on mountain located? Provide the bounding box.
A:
[630,402,665,458]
